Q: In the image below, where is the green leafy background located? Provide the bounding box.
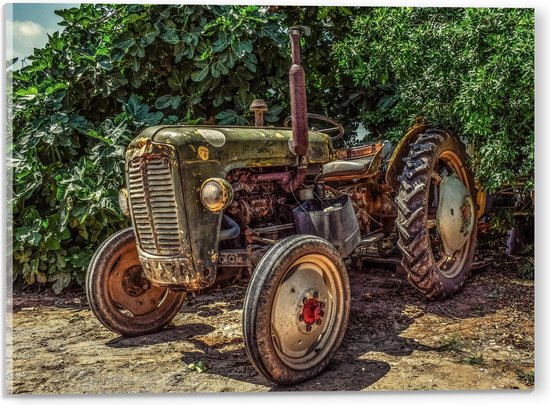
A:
[8,5,534,293]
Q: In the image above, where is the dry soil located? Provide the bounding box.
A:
[6,259,534,394]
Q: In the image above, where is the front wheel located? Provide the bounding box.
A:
[243,235,350,385]
[395,129,477,299]
[86,228,186,336]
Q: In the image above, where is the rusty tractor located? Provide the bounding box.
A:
[86,26,484,385]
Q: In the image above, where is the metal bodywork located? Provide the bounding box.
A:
[125,125,333,290]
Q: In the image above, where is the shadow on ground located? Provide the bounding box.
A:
[106,323,215,348]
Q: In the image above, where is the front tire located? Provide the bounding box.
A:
[395,129,477,299]
[243,235,350,385]
[86,228,186,336]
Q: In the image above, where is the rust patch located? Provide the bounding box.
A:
[140,255,215,291]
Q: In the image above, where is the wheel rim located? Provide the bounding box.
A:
[429,149,476,278]
[105,241,169,317]
[270,253,344,370]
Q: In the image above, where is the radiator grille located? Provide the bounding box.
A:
[128,156,181,255]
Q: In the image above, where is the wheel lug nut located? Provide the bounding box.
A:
[298,314,304,322]
[303,297,308,304]
[306,325,312,332]
[319,302,325,309]
[320,310,325,317]
[316,319,322,325]
[313,291,319,298]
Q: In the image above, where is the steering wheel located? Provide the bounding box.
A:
[283,113,345,141]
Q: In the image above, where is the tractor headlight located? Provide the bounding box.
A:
[200,178,233,212]
[118,188,130,217]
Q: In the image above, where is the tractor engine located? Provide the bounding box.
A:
[223,164,398,244]
[225,170,286,227]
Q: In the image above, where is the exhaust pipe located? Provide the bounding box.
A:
[289,26,309,157]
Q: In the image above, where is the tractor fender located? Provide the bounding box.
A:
[385,122,429,191]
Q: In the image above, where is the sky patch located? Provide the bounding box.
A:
[6,3,78,66]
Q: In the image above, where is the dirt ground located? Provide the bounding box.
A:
[6,258,534,394]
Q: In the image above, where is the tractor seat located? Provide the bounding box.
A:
[321,156,376,179]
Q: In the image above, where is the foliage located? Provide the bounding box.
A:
[9,5,534,293]
[516,369,534,386]
[437,333,463,353]
[187,360,208,374]
[463,353,486,366]
[518,256,534,280]
[333,7,534,192]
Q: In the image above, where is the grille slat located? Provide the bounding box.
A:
[128,155,181,255]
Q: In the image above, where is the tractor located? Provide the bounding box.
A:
[86,26,481,385]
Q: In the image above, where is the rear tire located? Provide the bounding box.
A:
[395,129,477,299]
[243,235,350,385]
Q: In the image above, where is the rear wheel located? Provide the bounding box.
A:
[395,129,477,299]
[243,235,350,385]
[86,228,186,336]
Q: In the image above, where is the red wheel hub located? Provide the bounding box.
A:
[302,298,323,325]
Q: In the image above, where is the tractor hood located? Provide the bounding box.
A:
[128,125,334,170]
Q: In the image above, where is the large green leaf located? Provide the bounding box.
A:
[234,39,253,57]
[228,66,253,92]
[155,94,181,110]
[212,32,229,53]
[86,129,113,145]
[124,94,142,116]
[234,89,254,111]
[210,59,229,78]
[50,272,71,295]
[167,68,189,91]
[215,109,248,125]
[112,34,135,49]
[161,27,180,44]
[191,64,210,82]
[140,23,159,46]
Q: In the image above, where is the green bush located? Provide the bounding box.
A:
[9,5,534,293]
[333,7,534,192]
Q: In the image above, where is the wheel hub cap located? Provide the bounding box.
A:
[270,257,340,370]
[301,297,324,326]
[108,257,165,316]
[437,174,475,256]
[122,266,151,297]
